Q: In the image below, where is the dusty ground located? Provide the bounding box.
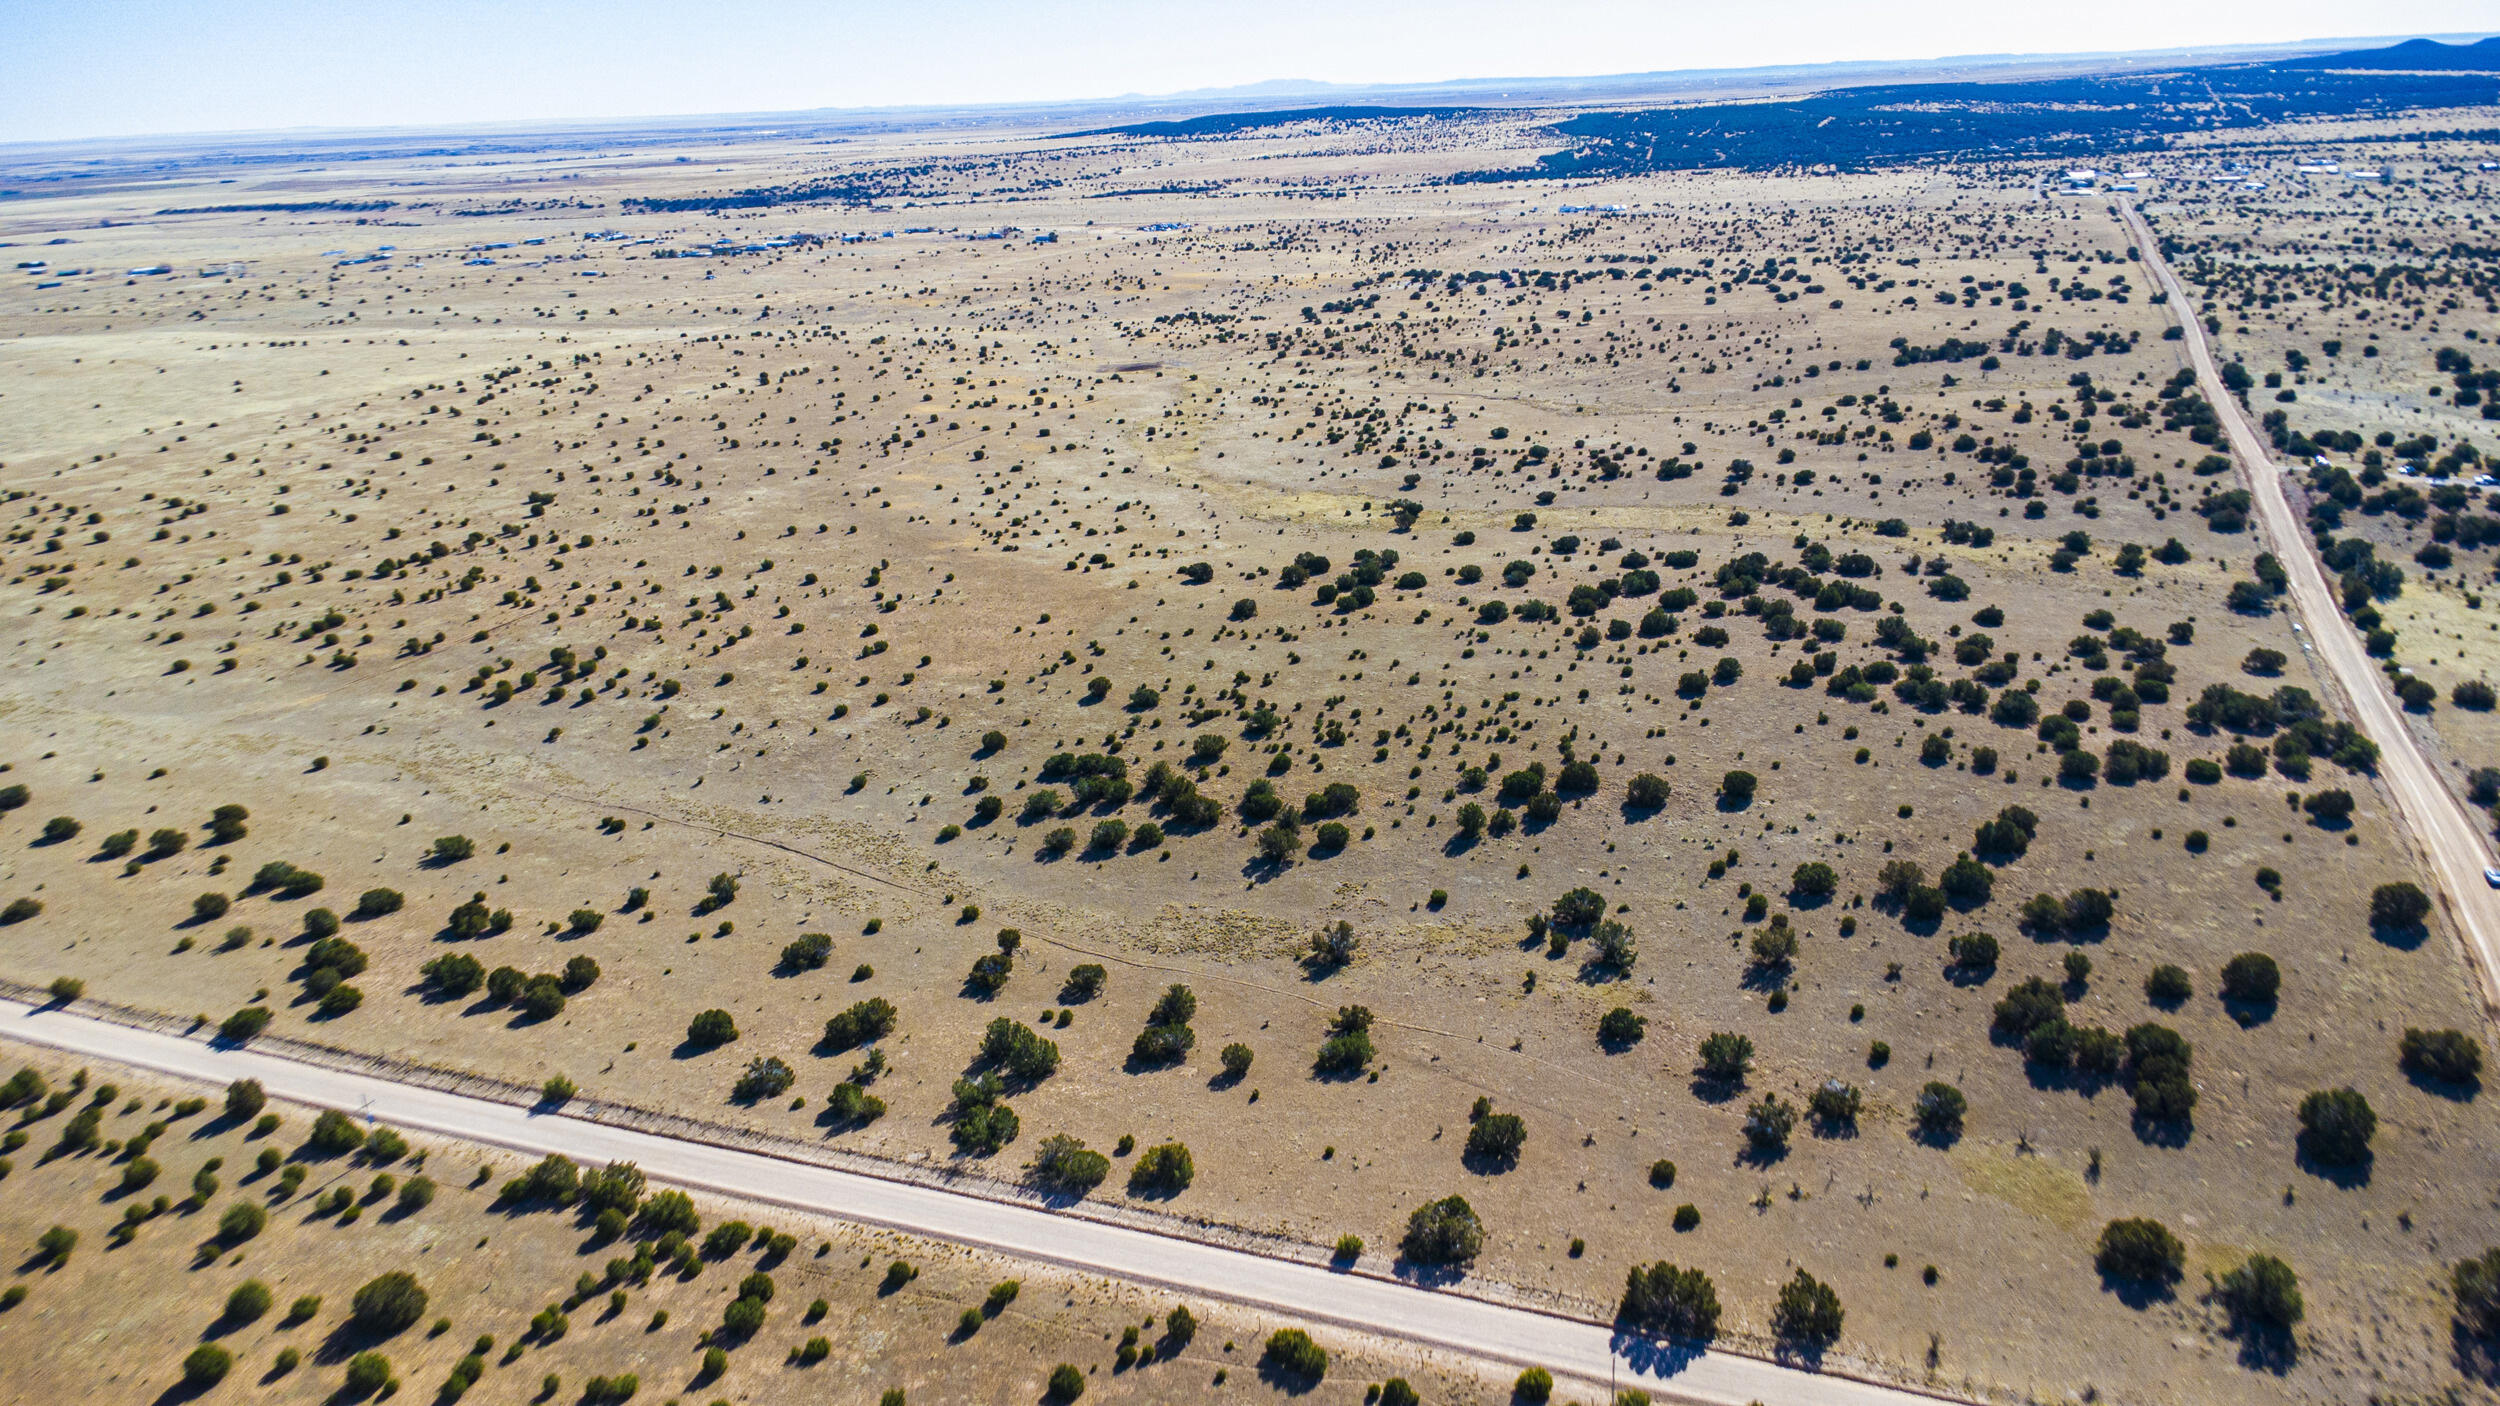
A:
[2,107,2498,1404]
[0,1037,1508,1404]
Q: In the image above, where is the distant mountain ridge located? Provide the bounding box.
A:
[2282,35,2500,69]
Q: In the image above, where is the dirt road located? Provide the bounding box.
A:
[0,996,1947,1406]
[2123,201,2500,1010]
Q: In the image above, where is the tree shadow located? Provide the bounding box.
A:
[2222,1313,2298,1373]
[1439,831,1480,858]
[2221,994,2277,1028]
[1770,1335,1832,1370]
[2130,1111,2192,1148]
[2371,921,2430,951]
[2403,1067,2481,1103]
[1609,1330,1708,1383]
[1735,1136,1789,1169]
[2098,1269,2179,1310]
[1387,1258,1468,1289]
[2453,1321,2500,1386]
[2293,1142,2372,1188]
[1687,1074,1743,1106]
[1255,1358,1324,1396]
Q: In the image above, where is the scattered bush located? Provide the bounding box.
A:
[2456,1246,2500,1338]
[823,998,897,1050]
[1128,1142,1195,1195]
[350,1271,428,1335]
[2218,1253,2303,1330]
[2145,964,2193,1004]
[344,1351,392,1396]
[2296,1087,2376,1166]
[1914,1082,1966,1140]
[1597,1007,1647,1049]
[1400,1195,1484,1265]
[1743,1095,1797,1153]
[2096,1217,2184,1285]
[685,1009,738,1047]
[182,1343,234,1389]
[218,1200,268,1244]
[1771,1269,1844,1347]
[223,1279,274,1324]
[2371,881,2432,929]
[2400,1027,2484,1085]
[350,888,404,920]
[1697,1031,1753,1082]
[305,1109,365,1157]
[1032,1133,1110,1192]
[2220,952,2280,1003]
[1464,1113,1526,1167]
[1263,1328,1328,1381]
[1617,1260,1721,1341]
[732,1056,796,1103]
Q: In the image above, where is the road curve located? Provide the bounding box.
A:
[2123,202,2500,1011]
[0,997,1941,1406]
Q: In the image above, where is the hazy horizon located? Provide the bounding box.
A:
[3,0,2493,146]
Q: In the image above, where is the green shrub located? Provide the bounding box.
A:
[1031,1134,1110,1192]
[305,1109,364,1156]
[1263,1328,1328,1381]
[2456,1246,2500,1337]
[1743,1094,1796,1152]
[686,1009,738,1047]
[1464,1112,1526,1166]
[1514,1366,1554,1402]
[1598,1007,1647,1048]
[1618,1260,1720,1340]
[2218,1253,2303,1329]
[350,888,403,920]
[218,1200,268,1243]
[1771,1268,1844,1346]
[343,1351,391,1396]
[1128,1142,1194,1195]
[349,1271,428,1335]
[1697,1031,1753,1082]
[2400,1027,2484,1085]
[2220,952,2280,1003]
[224,1079,265,1121]
[822,997,898,1051]
[1399,1195,1483,1265]
[2297,1087,2376,1166]
[1914,1081,1967,1139]
[32,1225,73,1266]
[2371,881,2432,928]
[1046,1363,1086,1401]
[2096,1217,2183,1284]
[224,1279,274,1323]
[182,1343,234,1388]
[218,1006,272,1043]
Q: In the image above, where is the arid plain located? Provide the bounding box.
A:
[2,101,2499,1405]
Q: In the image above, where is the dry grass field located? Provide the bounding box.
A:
[0,1038,1502,1404]
[2,103,2499,1404]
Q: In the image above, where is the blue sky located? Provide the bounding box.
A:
[1,0,2490,144]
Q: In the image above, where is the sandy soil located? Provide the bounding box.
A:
[1,110,2497,1404]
